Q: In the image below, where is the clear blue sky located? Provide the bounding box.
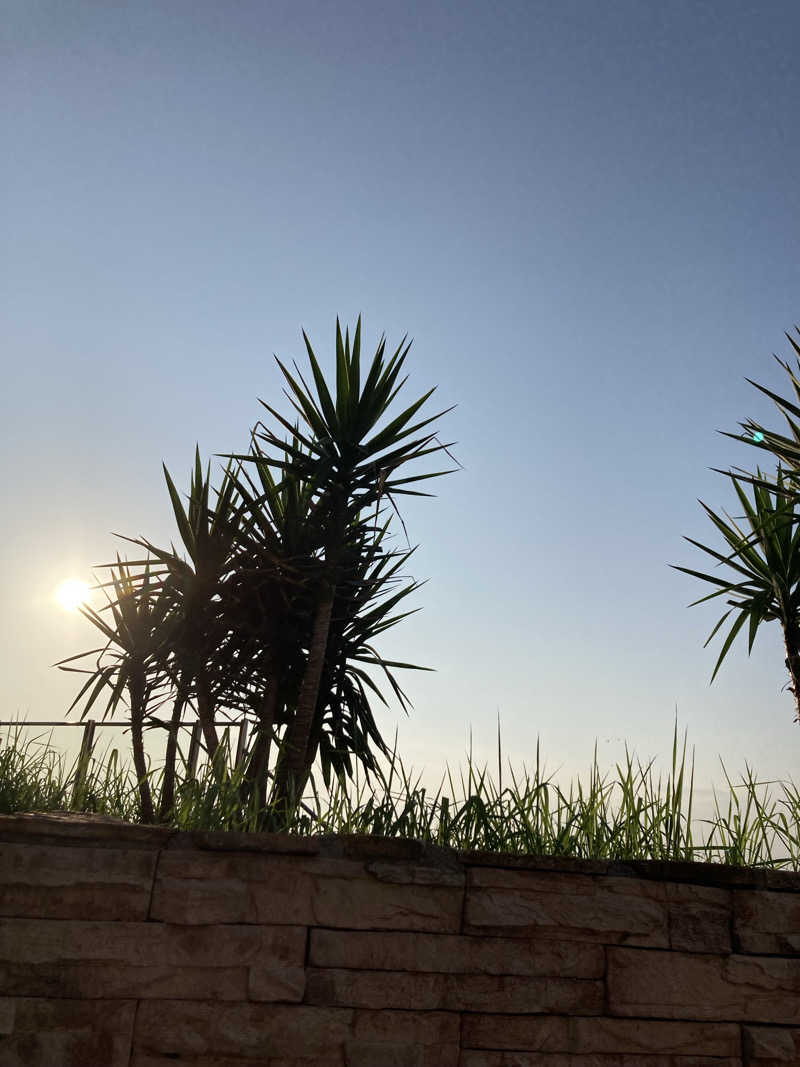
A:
[4,1,800,851]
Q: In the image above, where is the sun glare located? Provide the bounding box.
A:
[56,579,91,612]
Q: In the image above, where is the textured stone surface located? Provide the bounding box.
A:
[0,997,135,1067]
[1,811,799,1065]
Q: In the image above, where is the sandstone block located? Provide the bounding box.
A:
[608,945,800,1023]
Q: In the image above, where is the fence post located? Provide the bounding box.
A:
[234,719,249,770]
[186,722,202,781]
[71,719,96,806]
[168,720,180,763]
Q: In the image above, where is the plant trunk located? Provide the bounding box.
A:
[240,673,280,826]
[157,681,189,823]
[195,664,225,783]
[783,621,800,725]
[128,666,155,824]
[282,653,342,821]
[289,723,322,818]
[268,583,336,826]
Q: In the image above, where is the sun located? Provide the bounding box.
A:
[55,579,91,612]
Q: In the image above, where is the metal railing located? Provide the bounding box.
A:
[0,716,262,808]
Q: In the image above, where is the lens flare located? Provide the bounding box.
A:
[56,579,90,612]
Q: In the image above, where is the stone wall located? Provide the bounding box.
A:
[1,811,800,1065]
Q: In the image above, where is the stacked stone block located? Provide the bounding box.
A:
[0,811,798,1064]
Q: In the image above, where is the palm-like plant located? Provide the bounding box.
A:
[705,330,800,550]
[56,316,461,829]
[218,314,461,825]
[123,448,308,819]
[56,436,355,825]
[201,423,433,828]
[53,556,180,822]
[54,450,263,820]
[671,327,800,725]
[257,456,434,822]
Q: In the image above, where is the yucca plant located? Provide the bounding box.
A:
[671,327,800,725]
[54,449,280,821]
[55,438,357,826]
[54,316,462,830]
[192,421,438,828]
[53,555,180,822]
[114,442,322,822]
[218,314,462,826]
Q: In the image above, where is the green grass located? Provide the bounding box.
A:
[2,713,800,872]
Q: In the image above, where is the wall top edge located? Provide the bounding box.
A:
[2,811,799,892]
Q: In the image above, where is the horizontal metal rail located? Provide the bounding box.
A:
[0,718,324,821]
[0,717,255,778]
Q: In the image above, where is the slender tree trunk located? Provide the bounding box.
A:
[195,664,225,782]
[240,724,268,813]
[279,653,341,824]
[240,673,280,825]
[289,721,322,820]
[268,584,336,825]
[128,666,155,824]
[267,519,356,828]
[253,729,273,831]
[783,620,800,725]
[157,681,189,823]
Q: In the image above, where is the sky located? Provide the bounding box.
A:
[3,1,800,856]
